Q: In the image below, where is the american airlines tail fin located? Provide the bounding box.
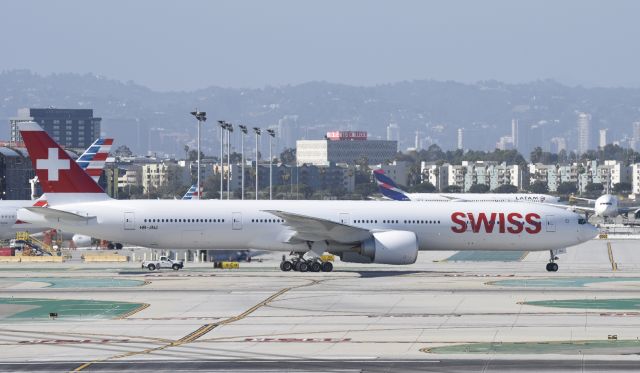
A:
[19,122,109,203]
[76,138,114,183]
[182,184,200,200]
[372,169,411,201]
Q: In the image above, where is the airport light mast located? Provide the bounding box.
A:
[226,123,233,200]
[217,120,227,200]
[238,125,248,200]
[253,127,261,200]
[190,109,206,200]
[266,129,276,200]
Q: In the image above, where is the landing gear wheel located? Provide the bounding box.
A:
[296,261,309,272]
[280,261,293,271]
[546,262,559,272]
[309,261,322,272]
[321,261,333,272]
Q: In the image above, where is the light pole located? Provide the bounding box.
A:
[253,127,261,200]
[190,109,206,200]
[217,120,227,200]
[266,129,275,200]
[238,125,248,200]
[226,123,233,200]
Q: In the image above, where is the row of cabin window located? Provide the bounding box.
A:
[251,218,284,223]
[355,219,441,224]
[144,218,224,223]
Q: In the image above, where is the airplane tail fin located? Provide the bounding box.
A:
[182,184,199,200]
[372,169,411,201]
[19,122,110,204]
[76,138,114,183]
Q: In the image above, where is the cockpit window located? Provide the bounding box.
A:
[578,218,587,225]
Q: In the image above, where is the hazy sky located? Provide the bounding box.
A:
[1,0,638,91]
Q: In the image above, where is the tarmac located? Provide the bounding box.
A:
[1,237,640,372]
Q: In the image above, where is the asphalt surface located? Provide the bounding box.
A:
[0,359,638,372]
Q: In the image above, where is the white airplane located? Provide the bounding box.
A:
[374,169,560,203]
[564,194,640,219]
[16,122,597,272]
[0,137,113,241]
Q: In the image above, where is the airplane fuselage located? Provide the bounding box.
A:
[18,199,597,253]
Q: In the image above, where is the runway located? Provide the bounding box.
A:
[0,238,640,372]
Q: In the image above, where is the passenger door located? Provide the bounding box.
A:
[545,215,556,232]
[124,212,136,230]
[339,213,350,225]
[232,212,243,230]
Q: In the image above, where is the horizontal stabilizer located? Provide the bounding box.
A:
[23,207,95,223]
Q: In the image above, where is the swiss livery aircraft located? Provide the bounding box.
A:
[374,169,560,203]
[0,137,113,240]
[17,122,597,272]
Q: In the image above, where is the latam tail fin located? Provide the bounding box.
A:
[372,169,411,201]
[182,184,200,200]
[77,138,114,183]
[19,122,109,202]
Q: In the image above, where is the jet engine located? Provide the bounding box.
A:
[341,230,418,265]
[72,234,92,247]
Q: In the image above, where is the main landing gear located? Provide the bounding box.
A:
[546,250,559,272]
[279,253,333,273]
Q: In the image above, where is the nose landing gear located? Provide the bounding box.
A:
[546,250,559,272]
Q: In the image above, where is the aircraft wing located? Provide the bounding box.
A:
[569,195,596,204]
[263,210,372,243]
[438,194,468,201]
[618,206,640,215]
[543,203,595,214]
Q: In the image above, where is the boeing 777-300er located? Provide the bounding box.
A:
[16,122,597,272]
[374,169,560,203]
[0,137,113,240]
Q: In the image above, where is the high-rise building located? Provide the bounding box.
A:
[386,122,399,151]
[577,112,591,155]
[10,108,101,148]
[297,131,397,166]
[457,128,464,150]
[631,121,640,151]
[511,119,519,149]
[550,137,567,153]
[599,129,608,148]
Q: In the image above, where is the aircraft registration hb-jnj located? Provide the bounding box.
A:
[17,122,598,272]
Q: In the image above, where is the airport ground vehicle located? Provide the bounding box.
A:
[142,256,184,271]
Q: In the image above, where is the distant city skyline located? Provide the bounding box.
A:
[1,0,639,91]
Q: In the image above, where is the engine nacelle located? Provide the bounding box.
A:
[341,230,418,265]
[72,234,92,247]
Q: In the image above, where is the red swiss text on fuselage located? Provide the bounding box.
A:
[450,212,542,234]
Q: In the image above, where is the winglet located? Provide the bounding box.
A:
[372,169,411,201]
[19,122,106,195]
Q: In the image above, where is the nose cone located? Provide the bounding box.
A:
[579,222,599,242]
